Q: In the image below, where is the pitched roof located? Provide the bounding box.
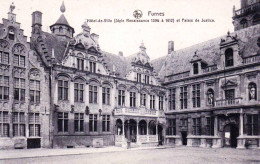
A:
[151,24,260,79]
[42,32,68,63]
[54,14,70,26]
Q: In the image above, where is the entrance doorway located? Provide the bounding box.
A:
[223,124,239,148]
[124,119,137,142]
[158,125,163,145]
[181,132,187,145]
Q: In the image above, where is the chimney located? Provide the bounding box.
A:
[119,51,123,56]
[32,11,42,34]
[168,41,174,54]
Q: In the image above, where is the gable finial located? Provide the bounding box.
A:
[9,2,15,13]
[60,1,66,13]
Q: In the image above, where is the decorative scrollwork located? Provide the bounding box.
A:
[12,43,26,55]
[0,40,10,50]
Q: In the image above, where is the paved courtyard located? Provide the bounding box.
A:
[1,147,260,164]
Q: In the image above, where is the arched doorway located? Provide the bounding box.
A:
[124,119,137,142]
[116,119,123,135]
[149,120,156,135]
[223,124,239,148]
[138,120,147,135]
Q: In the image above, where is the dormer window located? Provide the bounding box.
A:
[89,61,96,73]
[137,73,141,83]
[225,48,234,67]
[77,58,84,71]
[144,75,149,84]
[193,63,199,75]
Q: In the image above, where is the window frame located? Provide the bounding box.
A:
[13,112,25,137]
[89,114,98,132]
[118,89,125,106]
[57,112,69,133]
[102,115,110,132]
[89,85,98,104]
[29,113,41,137]
[0,111,9,137]
[74,113,84,132]
[130,91,136,107]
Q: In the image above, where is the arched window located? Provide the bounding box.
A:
[89,56,96,73]
[193,63,199,74]
[59,27,63,33]
[138,120,147,135]
[8,27,15,40]
[74,78,84,102]
[240,19,248,29]
[249,82,257,100]
[58,75,69,101]
[225,48,234,67]
[207,89,214,106]
[253,14,260,25]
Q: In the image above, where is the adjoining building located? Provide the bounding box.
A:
[0,0,259,149]
[155,0,260,149]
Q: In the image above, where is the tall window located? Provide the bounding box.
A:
[58,112,68,132]
[180,86,188,109]
[30,80,40,104]
[29,113,40,136]
[77,58,84,71]
[225,89,235,100]
[74,113,84,132]
[130,92,136,107]
[249,82,257,100]
[118,90,125,106]
[167,119,176,135]
[102,115,110,132]
[192,118,201,135]
[144,75,150,84]
[150,95,155,109]
[159,96,164,110]
[169,88,176,110]
[136,73,141,83]
[89,61,96,73]
[193,63,199,75]
[140,93,146,106]
[13,112,25,136]
[102,87,110,105]
[89,114,97,132]
[14,78,25,101]
[225,48,234,67]
[247,114,258,136]
[205,117,214,136]
[192,84,201,108]
[0,76,9,100]
[0,51,9,64]
[0,111,9,137]
[89,85,98,104]
[14,54,25,67]
[74,82,84,102]
[58,80,69,100]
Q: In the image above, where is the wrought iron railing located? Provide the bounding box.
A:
[234,2,260,18]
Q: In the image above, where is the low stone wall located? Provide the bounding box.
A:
[53,134,114,148]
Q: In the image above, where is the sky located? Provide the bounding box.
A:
[0,0,240,60]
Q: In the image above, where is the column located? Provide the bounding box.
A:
[70,81,74,105]
[53,81,58,104]
[212,115,221,148]
[239,113,244,136]
[99,85,102,110]
[237,112,245,149]
[137,122,139,143]
[122,118,125,142]
[214,116,218,136]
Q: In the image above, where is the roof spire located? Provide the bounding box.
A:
[60,1,66,13]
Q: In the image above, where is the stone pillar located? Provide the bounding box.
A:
[70,81,74,105]
[54,81,58,104]
[147,121,149,135]
[137,122,139,143]
[214,116,218,136]
[122,119,125,142]
[237,112,245,149]
[99,86,102,110]
[212,115,222,148]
